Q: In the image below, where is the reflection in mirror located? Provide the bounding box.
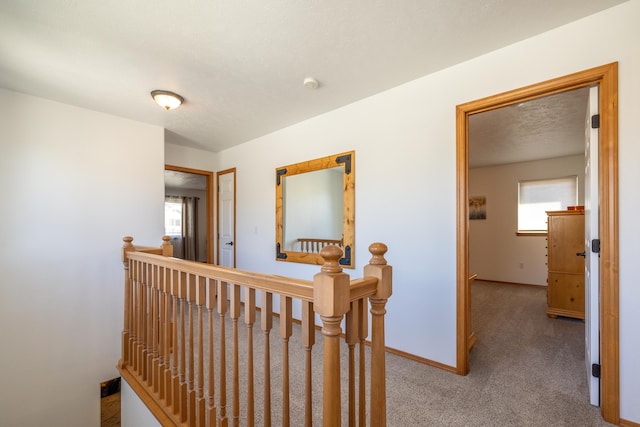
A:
[284,167,343,250]
[276,151,355,268]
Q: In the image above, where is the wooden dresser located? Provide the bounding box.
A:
[546,210,585,319]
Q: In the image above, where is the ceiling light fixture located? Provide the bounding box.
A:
[151,90,184,110]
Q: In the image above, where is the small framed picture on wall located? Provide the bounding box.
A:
[469,196,486,220]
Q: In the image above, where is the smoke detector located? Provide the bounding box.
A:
[303,77,320,89]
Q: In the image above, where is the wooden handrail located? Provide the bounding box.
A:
[125,251,315,302]
[119,236,391,426]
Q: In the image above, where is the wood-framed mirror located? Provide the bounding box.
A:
[276,150,355,268]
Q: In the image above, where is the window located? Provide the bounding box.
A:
[164,201,183,236]
[517,176,578,233]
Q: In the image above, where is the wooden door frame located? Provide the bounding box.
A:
[456,63,619,423]
[216,168,237,267]
[165,164,215,264]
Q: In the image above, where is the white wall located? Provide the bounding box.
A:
[0,89,165,427]
[469,155,584,285]
[165,142,218,172]
[121,379,162,427]
[210,2,640,422]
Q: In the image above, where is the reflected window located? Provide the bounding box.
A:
[164,201,182,236]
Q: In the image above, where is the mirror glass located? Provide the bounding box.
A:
[276,151,355,268]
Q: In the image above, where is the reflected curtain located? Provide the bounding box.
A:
[165,195,199,261]
[182,196,199,261]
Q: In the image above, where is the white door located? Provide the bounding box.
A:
[217,169,236,267]
[584,85,600,406]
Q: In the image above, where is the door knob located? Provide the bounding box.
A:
[226,241,234,246]
[576,251,586,257]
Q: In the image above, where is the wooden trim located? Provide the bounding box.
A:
[165,164,215,264]
[456,103,470,375]
[384,346,458,374]
[598,62,620,425]
[474,278,545,288]
[275,151,355,268]
[216,168,237,267]
[620,418,640,427]
[456,63,619,423]
[515,232,547,237]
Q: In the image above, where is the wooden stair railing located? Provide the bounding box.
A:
[297,237,344,254]
[119,236,392,427]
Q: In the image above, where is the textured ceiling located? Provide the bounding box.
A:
[0,0,626,154]
[469,87,590,168]
[165,170,207,191]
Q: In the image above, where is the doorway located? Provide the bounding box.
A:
[456,63,619,423]
[164,165,214,264]
[216,168,236,268]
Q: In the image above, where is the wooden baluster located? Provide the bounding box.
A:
[142,262,153,381]
[280,296,293,427]
[187,273,197,426]
[170,270,180,415]
[244,288,256,427]
[346,300,359,427]
[171,269,181,415]
[142,263,154,387]
[135,260,142,375]
[195,276,206,427]
[143,262,151,383]
[230,284,241,427]
[145,264,152,386]
[132,259,141,373]
[137,260,145,377]
[139,261,146,377]
[314,245,350,427]
[301,301,315,427]
[179,271,189,423]
[357,297,369,427]
[151,265,160,392]
[159,267,170,401]
[364,243,392,427]
[206,279,217,426]
[131,259,139,373]
[157,266,165,397]
[149,263,157,387]
[120,237,134,369]
[217,280,229,427]
[261,291,273,427]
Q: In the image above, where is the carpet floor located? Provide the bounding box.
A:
[382,280,611,426]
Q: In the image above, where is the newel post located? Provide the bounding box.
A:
[314,245,350,427]
[161,235,173,257]
[120,236,135,369]
[364,243,392,427]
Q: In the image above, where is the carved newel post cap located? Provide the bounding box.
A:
[368,242,388,265]
[162,235,171,244]
[320,245,344,273]
[122,236,134,264]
